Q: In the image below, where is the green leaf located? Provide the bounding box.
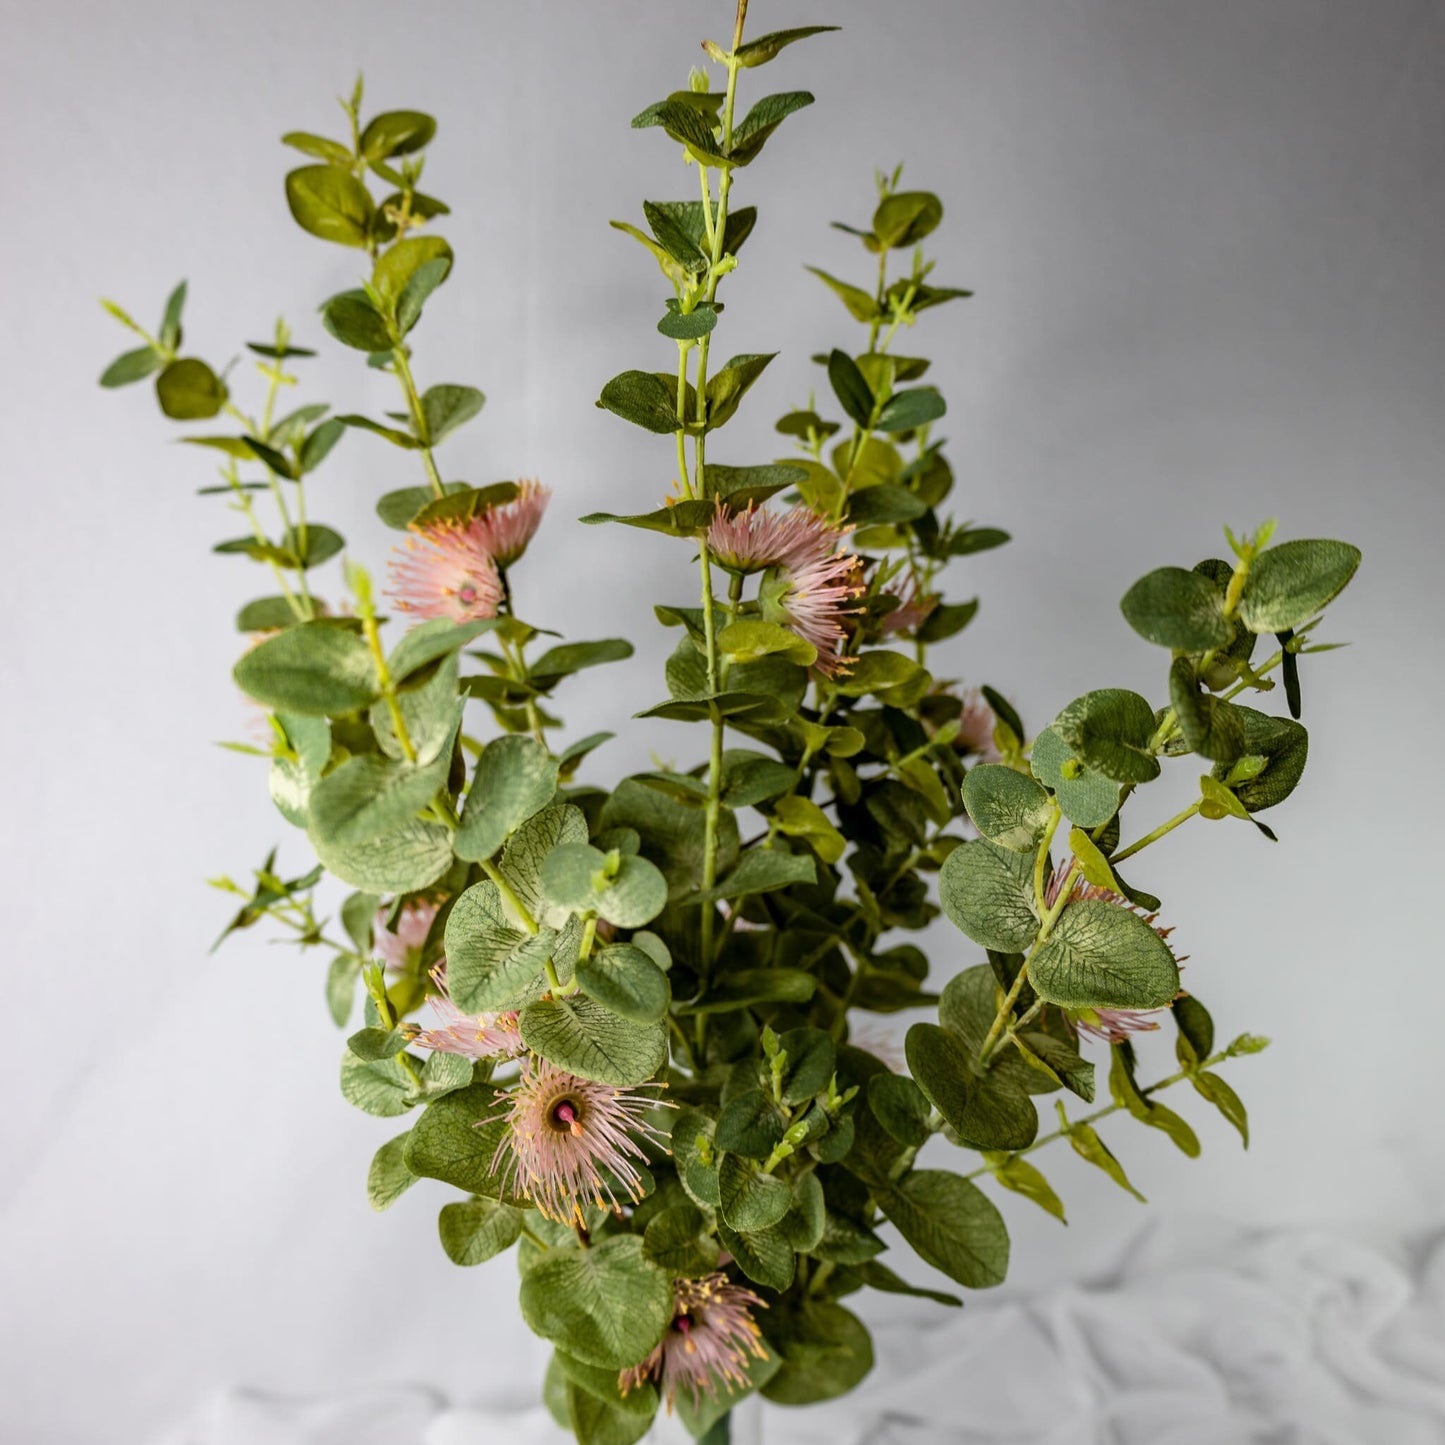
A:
[99,345,161,388]
[827,348,874,428]
[530,638,634,685]
[372,234,454,305]
[657,301,718,340]
[308,750,449,848]
[1054,689,1161,786]
[1174,994,1215,1068]
[438,1196,524,1265]
[285,164,375,247]
[962,765,1052,851]
[444,883,555,1011]
[1067,1119,1146,1201]
[873,191,944,249]
[280,130,352,164]
[367,1131,417,1211]
[1030,900,1180,1011]
[772,795,846,865]
[777,1027,836,1105]
[235,596,299,632]
[715,1091,787,1160]
[918,598,980,643]
[672,1109,721,1207]
[155,358,227,420]
[403,1083,526,1203]
[597,370,682,434]
[986,1154,1067,1223]
[938,839,1039,952]
[631,98,730,166]
[718,619,816,667]
[1109,1048,1200,1157]
[421,383,485,444]
[876,387,945,434]
[1213,707,1308,812]
[905,1023,1038,1151]
[520,1235,673,1371]
[867,1072,931,1146]
[504,803,591,919]
[641,1202,720,1278]
[339,1050,413,1118]
[728,91,814,165]
[720,752,798,809]
[397,257,451,332]
[1193,1069,1249,1146]
[455,736,558,862]
[1120,566,1233,651]
[574,944,670,1025]
[338,413,419,449]
[718,1219,795,1293]
[600,779,738,898]
[1169,657,1247,763]
[1030,727,1121,829]
[360,109,436,159]
[519,996,666,1087]
[734,24,840,66]
[845,483,927,527]
[806,266,880,323]
[389,617,493,683]
[878,1170,1010,1288]
[761,1301,873,1406]
[705,352,777,429]
[1238,539,1361,633]
[312,818,454,894]
[641,199,709,273]
[299,418,346,473]
[677,967,817,1015]
[321,289,393,352]
[718,1153,792,1231]
[233,621,377,715]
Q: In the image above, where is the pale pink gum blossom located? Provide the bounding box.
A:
[471,478,551,567]
[411,965,525,1061]
[878,576,939,637]
[779,551,865,677]
[954,688,1000,761]
[387,518,504,623]
[1043,862,1188,1041]
[374,899,439,971]
[618,1272,769,1410]
[487,1055,673,1224]
[707,502,849,574]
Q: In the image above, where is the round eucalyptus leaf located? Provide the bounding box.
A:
[1030,728,1121,829]
[1029,900,1180,1010]
[718,1153,792,1232]
[574,944,670,1024]
[155,357,227,420]
[962,764,1052,851]
[938,839,1039,952]
[518,995,667,1086]
[1212,706,1309,812]
[519,1234,673,1371]
[1238,539,1361,633]
[1053,689,1161,786]
[1120,566,1232,651]
[877,1170,1009,1290]
[285,164,375,247]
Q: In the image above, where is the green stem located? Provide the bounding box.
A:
[355,578,415,762]
[964,1049,1232,1179]
[1112,799,1201,865]
[390,344,446,499]
[481,858,539,935]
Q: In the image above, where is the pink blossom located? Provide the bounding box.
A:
[387,519,503,623]
[878,576,939,637]
[707,503,847,574]
[954,688,999,760]
[374,899,439,971]
[777,551,865,677]
[471,479,551,567]
[411,965,524,1061]
[618,1273,768,1410]
[487,1056,672,1223]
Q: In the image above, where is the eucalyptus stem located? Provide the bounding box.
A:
[964,1049,1233,1180]
[225,462,307,619]
[1112,799,1201,865]
[358,589,416,763]
[482,858,539,935]
[390,343,446,499]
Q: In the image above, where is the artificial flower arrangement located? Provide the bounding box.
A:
[101,8,1360,1443]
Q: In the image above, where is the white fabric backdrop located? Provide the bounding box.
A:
[2,1,1443,1442]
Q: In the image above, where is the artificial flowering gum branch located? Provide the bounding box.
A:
[101,7,1361,1441]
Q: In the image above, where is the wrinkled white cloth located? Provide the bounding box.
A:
[151,1225,1445,1445]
